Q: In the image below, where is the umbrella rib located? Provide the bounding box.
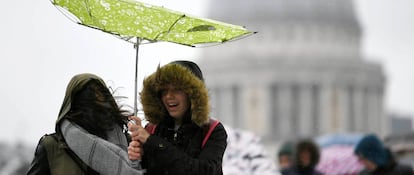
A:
[154,14,186,41]
[51,1,81,24]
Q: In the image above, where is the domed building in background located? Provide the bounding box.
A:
[199,0,386,142]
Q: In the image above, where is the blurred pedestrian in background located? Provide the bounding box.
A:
[278,141,295,174]
[354,134,414,175]
[223,126,279,175]
[282,139,323,175]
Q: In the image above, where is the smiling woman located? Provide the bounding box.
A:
[128,60,228,175]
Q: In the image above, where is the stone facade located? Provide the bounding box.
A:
[199,0,387,141]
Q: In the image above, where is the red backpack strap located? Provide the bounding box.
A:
[145,123,157,134]
[202,119,220,148]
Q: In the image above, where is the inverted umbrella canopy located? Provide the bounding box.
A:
[52,0,254,46]
[51,0,255,116]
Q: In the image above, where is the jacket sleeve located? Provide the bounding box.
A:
[26,137,51,175]
[143,123,227,175]
[60,119,144,175]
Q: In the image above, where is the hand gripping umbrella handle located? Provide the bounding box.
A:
[128,119,143,170]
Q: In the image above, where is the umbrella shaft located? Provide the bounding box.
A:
[134,37,142,117]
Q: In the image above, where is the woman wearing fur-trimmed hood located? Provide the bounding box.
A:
[141,60,210,127]
[128,60,228,175]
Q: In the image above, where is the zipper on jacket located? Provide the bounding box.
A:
[173,132,178,141]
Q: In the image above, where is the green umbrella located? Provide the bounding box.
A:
[51,0,255,115]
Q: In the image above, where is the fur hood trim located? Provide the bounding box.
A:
[140,63,210,126]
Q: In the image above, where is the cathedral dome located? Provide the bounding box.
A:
[207,0,359,25]
[201,0,362,60]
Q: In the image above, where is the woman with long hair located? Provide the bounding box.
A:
[27,73,143,175]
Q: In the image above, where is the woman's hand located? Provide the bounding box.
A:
[128,140,142,160]
[128,116,150,144]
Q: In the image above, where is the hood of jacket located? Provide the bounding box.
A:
[55,73,107,132]
[354,134,390,167]
[140,63,210,127]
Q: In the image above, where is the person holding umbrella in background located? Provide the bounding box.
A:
[128,60,228,175]
[354,134,413,175]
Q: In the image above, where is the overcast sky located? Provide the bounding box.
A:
[1,0,413,145]
[355,0,414,118]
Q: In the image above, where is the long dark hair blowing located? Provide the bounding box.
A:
[66,80,129,139]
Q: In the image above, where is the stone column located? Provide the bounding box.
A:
[210,87,220,121]
[319,84,332,134]
[311,84,321,135]
[291,84,300,136]
[299,84,312,136]
[219,86,234,127]
[245,86,267,135]
[330,86,341,133]
[361,87,369,133]
[346,86,355,132]
[261,84,273,138]
[353,86,364,132]
[268,84,281,139]
[278,84,293,137]
[336,85,348,133]
[231,85,242,128]
[377,88,388,136]
[366,88,376,133]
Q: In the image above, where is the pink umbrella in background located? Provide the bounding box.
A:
[316,145,364,175]
[315,134,364,174]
